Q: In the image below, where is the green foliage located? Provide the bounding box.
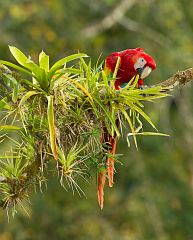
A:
[0,46,168,215]
[0,46,88,92]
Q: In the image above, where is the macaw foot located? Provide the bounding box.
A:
[139,84,148,90]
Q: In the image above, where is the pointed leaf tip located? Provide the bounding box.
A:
[8,46,29,67]
[8,45,14,50]
[39,50,49,71]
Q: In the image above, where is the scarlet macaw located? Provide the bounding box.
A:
[97,47,156,209]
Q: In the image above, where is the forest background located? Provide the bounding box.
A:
[0,0,193,239]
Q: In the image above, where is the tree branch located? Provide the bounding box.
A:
[81,0,137,38]
[81,1,171,47]
[118,17,171,47]
[154,67,193,90]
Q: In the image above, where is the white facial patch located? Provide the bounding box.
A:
[134,57,146,70]
[141,66,152,79]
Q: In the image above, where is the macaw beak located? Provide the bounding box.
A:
[140,66,152,79]
[136,66,152,79]
[136,61,155,79]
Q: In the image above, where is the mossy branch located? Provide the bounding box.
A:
[153,67,193,90]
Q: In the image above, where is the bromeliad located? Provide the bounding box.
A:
[97,47,156,209]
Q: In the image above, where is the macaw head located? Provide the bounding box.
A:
[131,47,156,80]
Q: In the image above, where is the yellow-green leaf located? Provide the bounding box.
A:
[120,107,138,149]
[19,91,39,108]
[0,97,12,110]
[39,51,49,71]
[128,132,169,137]
[50,53,88,77]
[0,125,20,130]
[0,60,33,76]
[131,103,157,130]
[64,76,93,103]
[9,46,28,66]
[47,95,58,160]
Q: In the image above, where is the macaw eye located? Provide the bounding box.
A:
[134,57,146,70]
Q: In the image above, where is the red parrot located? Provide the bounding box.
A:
[97,47,156,209]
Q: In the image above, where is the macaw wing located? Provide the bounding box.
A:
[104,52,120,76]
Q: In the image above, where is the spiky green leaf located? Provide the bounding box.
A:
[47,95,58,160]
[0,60,33,76]
[0,125,20,131]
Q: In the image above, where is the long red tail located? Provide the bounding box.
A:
[107,136,117,187]
[97,129,117,209]
[97,172,106,209]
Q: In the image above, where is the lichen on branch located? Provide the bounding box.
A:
[155,67,193,90]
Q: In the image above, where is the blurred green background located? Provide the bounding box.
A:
[1,0,193,239]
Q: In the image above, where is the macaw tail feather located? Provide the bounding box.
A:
[107,136,117,187]
[97,172,106,209]
[97,125,117,209]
